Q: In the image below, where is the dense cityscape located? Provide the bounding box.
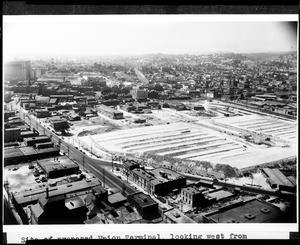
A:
[3,50,297,225]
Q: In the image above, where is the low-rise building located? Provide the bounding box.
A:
[97,104,123,119]
[37,156,80,178]
[131,167,187,196]
[34,109,51,118]
[4,146,60,166]
[50,119,70,131]
[4,128,22,143]
[127,192,159,220]
[24,135,51,146]
[163,208,196,224]
[203,198,289,223]
[262,168,296,192]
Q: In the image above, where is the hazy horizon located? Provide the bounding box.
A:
[3,15,298,61]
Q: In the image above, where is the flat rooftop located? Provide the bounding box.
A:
[205,189,234,201]
[130,192,157,208]
[37,156,79,173]
[204,198,285,223]
[13,178,101,205]
[182,186,202,195]
[164,208,196,223]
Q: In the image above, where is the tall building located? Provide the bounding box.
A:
[4,61,31,81]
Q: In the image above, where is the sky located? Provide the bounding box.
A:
[3,15,298,60]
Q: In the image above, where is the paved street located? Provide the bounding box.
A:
[15,104,136,195]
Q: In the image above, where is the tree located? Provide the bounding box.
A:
[154,84,163,92]
[101,87,112,95]
[148,90,159,99]
[111,85,120,94]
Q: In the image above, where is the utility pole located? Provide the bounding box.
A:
[111,155,114,172]
[67,144,70,157]
[102,168,105,188]
[82,153,85,171]
[90,143,93,157]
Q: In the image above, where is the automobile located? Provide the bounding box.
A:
[12,167,18,171]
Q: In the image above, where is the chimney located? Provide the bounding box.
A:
[46,187,49,199]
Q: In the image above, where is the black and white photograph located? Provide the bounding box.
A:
[2,7,298,243]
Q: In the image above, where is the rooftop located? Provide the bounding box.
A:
[37,156,79,174]
[130,192,157,208]
[182,186,202,195]
[107,192,127,205]
[204,198,286,223]
[164,208,196,223]
[13,178,101,205]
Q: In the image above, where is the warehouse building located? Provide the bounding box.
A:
[127,192,159,220]
[34,109,51,118]
[122,159,140,177]
[4,128,22,143]
[131,167,187,196]
[4,110,16,121]
[97,104,123,119]
[24,135,51,146]
[181,186,203,208]
[37,156,80,179]
[12,178,101,224]
[203,198,288,223]
[262,168,296,192]
[169,103,187,111]
[163,208,196,224]
[4,146,60,166]
[34,142,54,149]
[50,119,69,131]
[20,130,39,139]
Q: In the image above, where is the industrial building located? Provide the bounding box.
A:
[127,192,159,220]
[50,119,69,131]
[181,186,203,208]
[24,135,51,146]
[34,142,54,149]
[12,178,101,224]
[4,146,60,166]
[262,168,296,192]
[181,185,235,208]
[37,156,80,178]
[163,208,196,223]
[33,109,51,118]
[107,193,127,208]
[4,110,16,121]
[4,128,22,143]
[20,130,39,139]
[122,159,140,177]
[203,198,288,223]
[4,60,31,81]
[131,167,187,196]
[97,104,123,119]
[169,103,187,111]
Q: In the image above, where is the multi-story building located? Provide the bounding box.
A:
[131,167,187,196]
[4,61,31,81]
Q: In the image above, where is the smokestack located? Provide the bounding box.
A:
[46,187,49,199]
